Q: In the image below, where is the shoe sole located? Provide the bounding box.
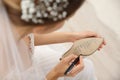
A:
[62,38,104,58]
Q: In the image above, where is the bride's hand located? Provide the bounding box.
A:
[46,54,84,80]
[72,31,106,50]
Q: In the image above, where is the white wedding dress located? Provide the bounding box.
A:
[0,0,97,80]
[1,0,96,79]
[33,1,120,80]
[31,34,97,80]
[1,0,120,80]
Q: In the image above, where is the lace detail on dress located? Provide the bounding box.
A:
[28,33,35,55]
[1,33,47,80]
[25,33,47,80]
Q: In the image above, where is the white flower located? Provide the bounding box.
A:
[21,0,69,24]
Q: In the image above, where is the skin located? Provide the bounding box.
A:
[13,21,85,80]
[14,17,106,80]
[33,31,106,48]
[4,0,106,79]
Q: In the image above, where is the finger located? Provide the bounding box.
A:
[67,57,83,76]
[68,62,84,76]
[98,38,106,49]
[98,47,102,51]
[92,32,100,37]
[100,37,106,45]
[86,31,101,38]
[68,57,84,75]
[70,66,83,77]
[95,33,101,38]
[63,54,77,63]
[98,45,104,50]
[74,56,82,65]
[98,43,102,49]
[88,32,98,37]
[99,45,103,48]
[103,39,107,45]
[79,56,83,64]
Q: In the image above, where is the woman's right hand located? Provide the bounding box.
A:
[46,54,84,80]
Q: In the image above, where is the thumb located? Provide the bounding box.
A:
[64,54,77,64]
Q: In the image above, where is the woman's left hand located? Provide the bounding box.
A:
[72,31,106,50]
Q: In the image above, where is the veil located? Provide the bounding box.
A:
[0,0,46,80]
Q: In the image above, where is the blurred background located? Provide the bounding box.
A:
[34,0,120,80]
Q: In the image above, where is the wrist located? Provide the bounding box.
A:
[46,69,59,80]
[69,32,81,42]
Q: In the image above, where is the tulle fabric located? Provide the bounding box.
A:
[0,0,46,80]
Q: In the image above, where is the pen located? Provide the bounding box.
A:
[64,55,80,75]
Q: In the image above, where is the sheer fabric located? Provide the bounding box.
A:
[0,0,46,80]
